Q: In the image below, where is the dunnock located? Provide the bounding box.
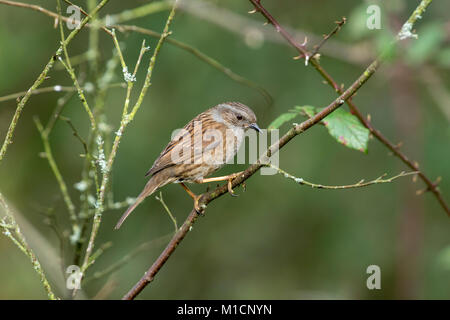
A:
[115,102,261,229]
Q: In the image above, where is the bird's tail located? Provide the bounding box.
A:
[114,174,167,230]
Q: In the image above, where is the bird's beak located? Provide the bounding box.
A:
[248,123,262,133]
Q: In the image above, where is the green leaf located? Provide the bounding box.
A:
[268,105,315,130]
[269,105,369,153]
[322,108,370,153]
[268,112,299,130]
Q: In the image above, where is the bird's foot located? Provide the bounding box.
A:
[227,178,238,197]
[227,171,244,197]
[180,183,205,215]
[193,194,205,216]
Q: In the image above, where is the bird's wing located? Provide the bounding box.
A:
[145,111,226,177]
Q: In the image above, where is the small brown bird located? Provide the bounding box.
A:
[115,102,261,229]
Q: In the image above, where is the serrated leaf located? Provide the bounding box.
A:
[322,108,370,153]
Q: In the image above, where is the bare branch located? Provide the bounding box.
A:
[268,164,418,190]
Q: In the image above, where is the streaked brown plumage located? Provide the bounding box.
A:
[115,102,261,229]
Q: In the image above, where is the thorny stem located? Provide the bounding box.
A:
[123,0,436,300]
[308,17,347,61]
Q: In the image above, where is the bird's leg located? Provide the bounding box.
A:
[179,183,203,214]
[195,171,244,196]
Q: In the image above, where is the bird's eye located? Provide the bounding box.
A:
[236,115,243,120]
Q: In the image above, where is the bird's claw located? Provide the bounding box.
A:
[228,178,239,197]
[193,195,205,216]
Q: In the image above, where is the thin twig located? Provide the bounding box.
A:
[34,117,78,227]
[0,82,124,104]
[102,1,171,25]
[268,164,418,190]
[0,0,112,36]
[57,0,96,129]
[84,233,173,284]
[0,193,58,300]
[308,17,347,60]
[44,92,75,136]
[0,85,74,103]
[115,25,272,104]
[59,116,89,155]
[155,192,178,232]
[62,0,112,36]
[84,241,112,271]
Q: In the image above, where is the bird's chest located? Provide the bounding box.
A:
[201,125,244,166]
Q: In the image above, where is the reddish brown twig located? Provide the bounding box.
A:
[309,17,347,60]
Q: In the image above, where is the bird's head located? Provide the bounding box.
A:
[216,102,261,133]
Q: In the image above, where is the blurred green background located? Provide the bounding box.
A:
[0,0,449,299]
